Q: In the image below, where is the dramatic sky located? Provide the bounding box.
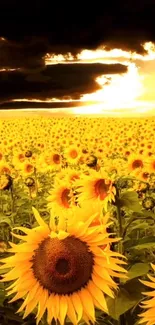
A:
[1,0,155,116]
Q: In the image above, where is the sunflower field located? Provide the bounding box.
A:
[0,116,155,325]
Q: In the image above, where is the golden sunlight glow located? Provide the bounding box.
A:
[71,104,151,116]
[81,63,143,108]
[0,68,20,72]
[44,42,155,65]
[12,98,76,103]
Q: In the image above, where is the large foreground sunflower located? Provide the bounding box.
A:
[1,208,127,325]
[139,263,155,325]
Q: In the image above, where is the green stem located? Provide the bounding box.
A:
[10,185,15,225]
[28,188,33,225]
[0,190,3,213]
[118,314,126,325]
[115,186,126,325]
[116,187,123,255]
[10,184,15,243]
[34,167,38,194]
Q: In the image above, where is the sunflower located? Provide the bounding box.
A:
[148,158,155,173]
[12,151,26,169]
[0,174,12,190]
[64,145,81,165]
[0,161,12,175]
[75,168,116,211]
[21,162,35,175]
[45,152,62,167]
[139,263,155,325]
[127,154,145,172]
[57,167,81,183]
[0,207,127,325]
[47,180,76,216]
[135,169,150,182]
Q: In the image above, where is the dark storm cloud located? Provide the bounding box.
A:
[0,63,127,104]
[0,101,88,109]
[1,0,155,57]
[0,38,47,69]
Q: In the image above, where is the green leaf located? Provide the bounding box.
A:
[0,283,6,306]
[123,277,146,296]
[118,191,142,212]
[0,216,12,227]
[1,307,23,322]
[131,242,155,251]
[124,236,155,250]
[106,288,141,320]
[131,222,150,231]
[132,211,155,219]
[123,263,150,283]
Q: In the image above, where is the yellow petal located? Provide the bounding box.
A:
[87,281,108,313]
[21,284,43,317]
[0,255,18,267]
[7,243,38,253]
[49,232,58,239]
[58,230,69,240]
[140,280,155,289]
[147,274,155,283]
[108,269,128,279]
[36,288,49,325]
[47,295,54,324]
[110,257,127,265]
[17,283,42,313]
[11,232,27,241]
[78,289,95,322]
[90,237,121,246]
[82,312,91,325]
[23,297,39,319]
[9,290,28,303]
[71,292,83,322]
[46,293,59,322]
[32,206,48,227]
[59,295,68,325]
[93,264,116,285]
[94,256,127,273]
[22,282,40,304]
[66,296,77,325]
[92,273,115,298]
[2,268,21,281]
[11,227,31,235]
[6,279,19,292]
[27,227,50,243]
[16,277,37,292]
[53,294,60,320]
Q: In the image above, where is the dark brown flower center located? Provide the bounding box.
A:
[25,164,34,173]
[86,155,98,167]
[94,179,110,200]
[70,150,78,159]
[152,161,155,170]
[132,159,143,169]
[32,236,94,294]
[53,154,60,164]
[61,189,71,208]
[56,258,70,275]
[142,172,149,180]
